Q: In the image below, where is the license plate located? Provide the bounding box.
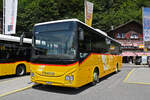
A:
[46,82,52,84]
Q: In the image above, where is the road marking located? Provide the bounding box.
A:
[123,68,135,82]
[124,82,150,85]
[123,68,150,85]
[0,85,33,97]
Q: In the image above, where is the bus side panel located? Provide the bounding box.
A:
[98,54,122,78]
[111,55,118,72]
[76,54,123,87]
[118,56,123,70]
[0,64,4,76]
[99,55,113,77]
[0,63,14,76]
[0,61,30,77]
[23,62,30,73]
[111,55,117,72]
[112,55,122,71]
[107,55,116,74]
[76,54,95,87]
[0,64,6,76]
[98,55,105,78]
[77,54,106,87]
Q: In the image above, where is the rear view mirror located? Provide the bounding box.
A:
[79,28,84,40]
[32,36,35,46]
[20,32,25,45]
[105,38,111,45]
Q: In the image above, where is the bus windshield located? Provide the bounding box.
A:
[33,22,77,59]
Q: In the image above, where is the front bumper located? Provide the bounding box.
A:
[31,69,79,88]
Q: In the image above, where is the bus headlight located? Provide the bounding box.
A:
[65,76,70,80]
[65,75,74,81]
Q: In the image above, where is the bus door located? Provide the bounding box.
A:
[78,53,91,84]
[78,30,92,84]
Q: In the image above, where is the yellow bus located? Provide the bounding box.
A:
[30,19,122,88]
[0,34,32,76]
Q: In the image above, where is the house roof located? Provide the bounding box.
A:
[107,20,142,33]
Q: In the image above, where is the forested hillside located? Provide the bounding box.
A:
[0,0,150,36]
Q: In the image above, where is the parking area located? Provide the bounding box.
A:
[124,68,150,85]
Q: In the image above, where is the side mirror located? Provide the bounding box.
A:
[79,28,84,40]
[20,32,25,45]
[105,38,111,45]
[32,36,35,46]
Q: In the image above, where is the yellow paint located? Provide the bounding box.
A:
[123,69,135,82]
[0,85,33,97]
[30,54,122,88]
[125,82,150,85]
[123,68,150,85]
[0,61,30,76]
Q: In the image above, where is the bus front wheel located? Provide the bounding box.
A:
[92,68,99,85]
[16,64,26,76]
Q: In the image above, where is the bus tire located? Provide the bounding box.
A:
[92,68,99,85]
[16,64,26,76]
[115,64,119,73]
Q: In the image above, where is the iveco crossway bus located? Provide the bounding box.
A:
[30,19,122,88]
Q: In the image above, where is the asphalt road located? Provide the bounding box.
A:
[0,75,18,83]
[0,74,29,83]
[0,64,150,100]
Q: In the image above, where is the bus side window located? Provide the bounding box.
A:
[91,35,109,54]
[0,44,10,60]
[78,28,91,53]
[78,27,91,58]
[109,42,121,55]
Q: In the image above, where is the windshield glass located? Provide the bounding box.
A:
[33,22,77,59]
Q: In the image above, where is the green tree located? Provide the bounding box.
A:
[1,0,150,36]
[17,0,59,36]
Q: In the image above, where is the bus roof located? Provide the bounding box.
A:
[0,34,32,44]
[34,19,80,26]
[34,19,121,45]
